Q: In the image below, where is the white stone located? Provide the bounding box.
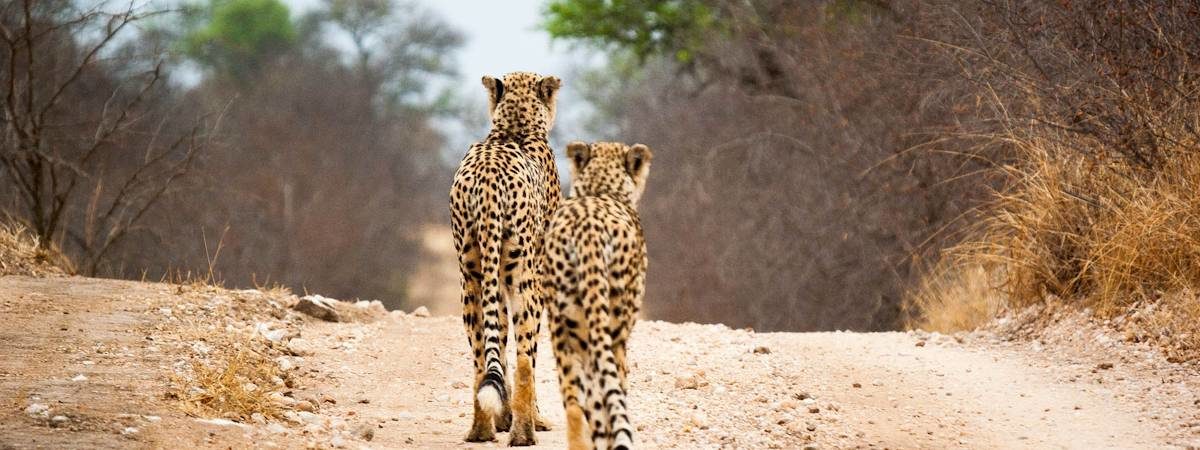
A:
[276,356,295,372]
[24,403,49,418]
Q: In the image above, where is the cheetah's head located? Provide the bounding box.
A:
[482,72,561,136]
[565,141,653,207]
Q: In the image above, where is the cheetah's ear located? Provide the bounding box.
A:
[537,76,562,105]
[626,144,653,177]
[482,75,504,109]
[566,141,590,170]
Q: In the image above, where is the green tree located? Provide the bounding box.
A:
[542,0,717,62]
[184,0,297,81]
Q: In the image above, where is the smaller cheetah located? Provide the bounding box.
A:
[545,141,652,450]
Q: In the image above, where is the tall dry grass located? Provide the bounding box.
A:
[985,132,1200,295]
[907,1,1200,362]
[911,130,1200,356]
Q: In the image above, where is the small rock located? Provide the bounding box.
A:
[256,322,289,342]
[753,346,772,354]
[296,411,322,425]
[276,357,295,372]
[1096,362,1114,370]
[329,434,347,448]
[411,306,430,318]
[674,373,705,390]
[807,406,820,414]
[194,418,250,428]
[271,392,298,407]
[71,374,88,382]
[293,295,342,322]
[915,340,926,347]
[353,422,376,441]
[793,392,812,400]
[50,415,69,427]
[690,412,710,429]
[121,427,139,435]
[296,400,319,412]
[451,381,468,389]
[321,394,337,404]
[358,398,370,404]
[852,382,862,388]
[24,403,49,418]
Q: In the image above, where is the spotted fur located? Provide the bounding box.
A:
[546,141,653,450]
[449,72,562,446]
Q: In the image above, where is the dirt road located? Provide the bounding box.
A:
[2,275,1199,449]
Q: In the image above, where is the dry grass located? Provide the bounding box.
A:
[172,332,286,421]
[909,132,1200,360]
[906,264,1004,333]
[0,222,72,276]
[966,137,1200,311]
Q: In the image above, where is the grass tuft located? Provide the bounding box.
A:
[172,333,286,421]
[905,264,1003,333]
[0,222,72,276]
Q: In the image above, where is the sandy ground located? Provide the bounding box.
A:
[2,275,1199,449]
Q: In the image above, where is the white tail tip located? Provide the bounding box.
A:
[477,385,503,416]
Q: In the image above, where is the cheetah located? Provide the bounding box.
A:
[449,72,562,445]
[545,141,653,450]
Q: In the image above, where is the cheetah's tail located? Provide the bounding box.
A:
[476,208,507,419]
[581,243,634,450]
[477,372,506,416]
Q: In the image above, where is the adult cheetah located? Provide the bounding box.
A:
[449,72,562,445]
[546,141,653,450]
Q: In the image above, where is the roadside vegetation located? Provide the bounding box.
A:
[545,0,1200,360]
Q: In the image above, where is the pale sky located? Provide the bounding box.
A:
[424,0,568,81]
[286,0,572,80]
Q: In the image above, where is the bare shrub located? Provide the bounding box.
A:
[0,0,217,274]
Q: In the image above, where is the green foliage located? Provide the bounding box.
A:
[542,0,718,62]
[184,0,297,80]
